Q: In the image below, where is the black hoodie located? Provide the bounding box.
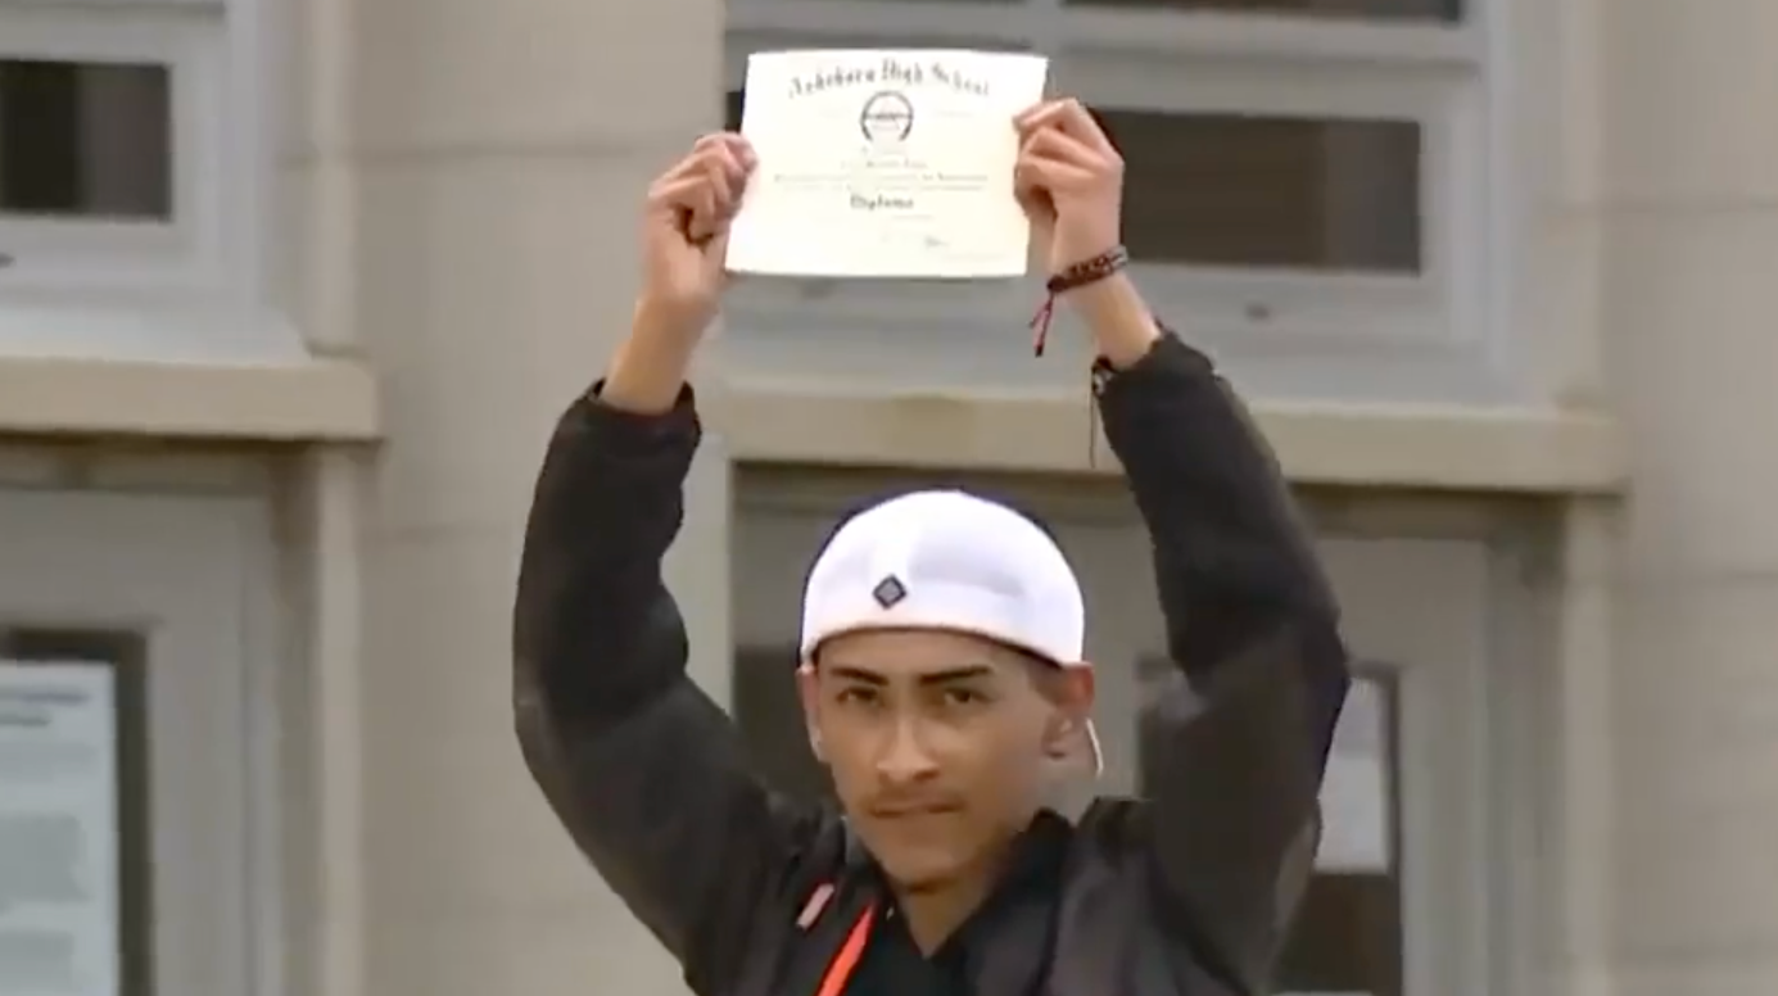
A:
[512,330,1350,996]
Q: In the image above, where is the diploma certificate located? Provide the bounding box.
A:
[725,49,1050,279]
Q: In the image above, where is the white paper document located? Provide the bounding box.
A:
[0,662,120,996]
[725,49,1050,279]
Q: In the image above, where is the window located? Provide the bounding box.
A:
[0,2,236,297]
[1096,108,1421,275]
[723,0,1495,400]
[1139,662,1404,996]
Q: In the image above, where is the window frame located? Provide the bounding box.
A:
[0,4,235,295]
[722,0,1508,403]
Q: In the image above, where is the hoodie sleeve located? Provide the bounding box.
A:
[512,383,823,995]
[1096,332,1352,995]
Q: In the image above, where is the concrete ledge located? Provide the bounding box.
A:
[712,379,1627,495]
[0,354,380,442]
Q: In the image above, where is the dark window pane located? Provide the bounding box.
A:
[733,646,832,804]
[1139,661,1403,996]
[0,627,153,996]
[725,89,744,132]
[1095,107,1421,273]
[0,59,173,221]
[1065,0,1461,21]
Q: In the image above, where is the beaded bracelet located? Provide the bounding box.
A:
[1028,244,1131,357]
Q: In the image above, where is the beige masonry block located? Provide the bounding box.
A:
[1611,575,1778,960]
[368,911,682,996]
[352,151,678,534]
[348,0,723,155]
[1603,210,1778,575]
[1603,0,1778,205]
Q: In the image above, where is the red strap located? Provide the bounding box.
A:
[813,904,876,996]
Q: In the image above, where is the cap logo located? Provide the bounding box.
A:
[871,574,908,609]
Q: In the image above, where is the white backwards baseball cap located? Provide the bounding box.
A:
[799,490,1101,775]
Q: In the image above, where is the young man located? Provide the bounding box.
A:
[514,100,1351,996]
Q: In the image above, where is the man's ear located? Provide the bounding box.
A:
[1040,664,1096,763]
[796,662,826,762]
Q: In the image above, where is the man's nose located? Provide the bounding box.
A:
[874,717,940,785]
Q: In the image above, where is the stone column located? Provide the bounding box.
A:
[1601,0,1778,991]
[317,1,731,994]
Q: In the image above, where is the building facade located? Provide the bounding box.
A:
[0,0,1774,995]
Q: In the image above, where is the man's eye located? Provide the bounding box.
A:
[835,688,878,706]
[943,687,986,707]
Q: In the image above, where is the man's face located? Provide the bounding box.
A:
[798,628,1093,891]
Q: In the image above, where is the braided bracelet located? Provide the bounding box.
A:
[1028,245,1131,357]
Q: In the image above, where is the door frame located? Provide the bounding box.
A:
[0,485,284,996]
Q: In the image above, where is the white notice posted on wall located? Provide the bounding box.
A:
[0,662,120,996]
[1315,676,1392,873]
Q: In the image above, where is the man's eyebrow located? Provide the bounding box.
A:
[918,665,996,686]
[825,665,888,686]
[822,664,998,686]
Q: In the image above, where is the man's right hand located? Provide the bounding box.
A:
[606,133,755,414]
[638,132,756,338]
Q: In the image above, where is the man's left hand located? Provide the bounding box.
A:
[1014,99,1126,275]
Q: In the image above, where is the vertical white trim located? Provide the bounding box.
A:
[272,0,361,351]
[1537,501,1619,996]
[1479,0,1524,400]
[1480,532,1542,996]
[182,16,230,295]
[308,450,367,996]
[239,489,288,996]
[227,0,271,306]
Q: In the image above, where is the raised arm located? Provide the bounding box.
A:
[511,133,817,993]
[1095,321,1349,993]
[1012,100,1351,995]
